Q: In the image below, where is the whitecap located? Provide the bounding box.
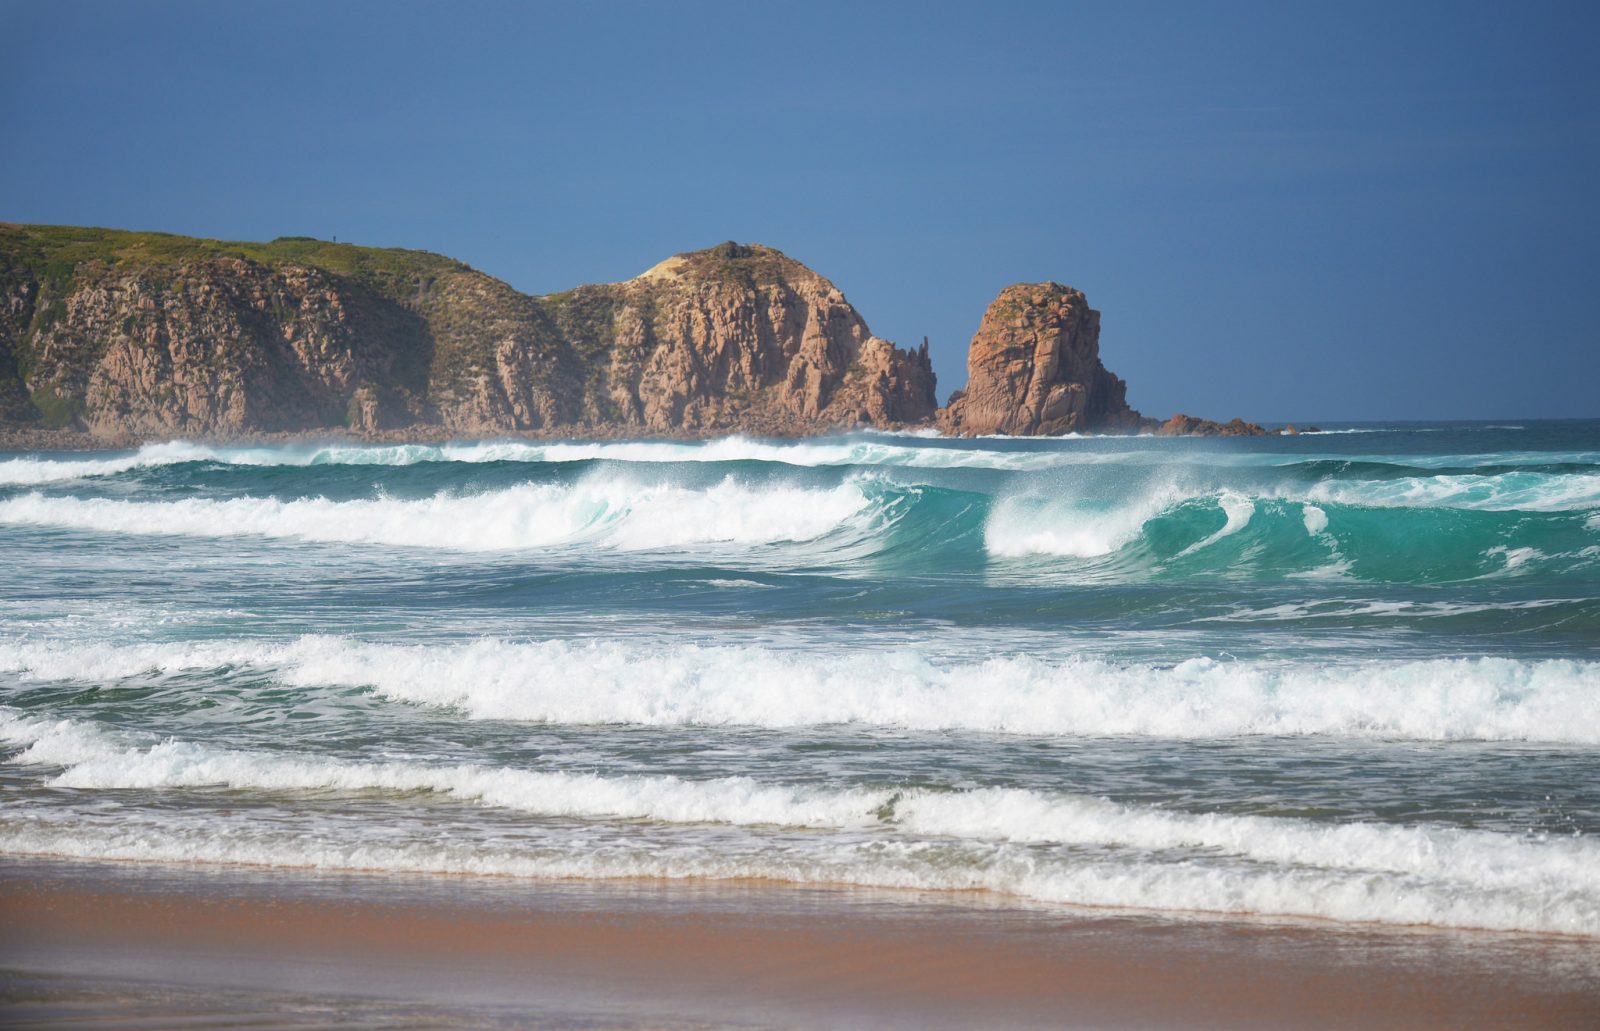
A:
[0,474,877,553]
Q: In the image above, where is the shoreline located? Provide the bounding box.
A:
[0,422,1103,453]
[4,857,1598,1029]
[0,419,1572,454]
[0,418,1315,454]
[5,844,1598,944]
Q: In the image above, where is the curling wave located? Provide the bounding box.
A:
[0,475,886,552]
[2,471,1595,586]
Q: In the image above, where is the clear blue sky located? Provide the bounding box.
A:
[4,1,1595,420]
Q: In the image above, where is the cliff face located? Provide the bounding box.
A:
[937,283,1144,436]
[539,242,937,435]
[0,227,935,438]
[11,260,435,436]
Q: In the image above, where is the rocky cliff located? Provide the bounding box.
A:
[0,224,1277,443]
[0,227,935,439]
[937,283,1146,436]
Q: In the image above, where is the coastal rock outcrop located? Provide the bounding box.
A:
[937,283,1144,436]
[0,224,1279,444]
[0,228,934,439]
[1155,413,1272,437]
[571,242,936,434]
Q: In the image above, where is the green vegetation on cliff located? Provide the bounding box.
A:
[0,224,466,285]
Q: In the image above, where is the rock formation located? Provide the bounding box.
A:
[0,228,935,440]
[937,283,1144,436]
[0,224,1279,444]
[1155,413,1273,437]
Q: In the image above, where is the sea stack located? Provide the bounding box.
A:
[937,283,1144,436]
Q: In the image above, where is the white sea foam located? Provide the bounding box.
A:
[1290,502,1353,578]
[1295,426,1523,435]
[4,472,1585,569]
[984,472,1598,561]
[0,442,227,485]
[2,710,1595,936]
[4,636,1597,744]
[987,474,1599,565]
[1288,558,1355,580]
[418,438,1051,470]
[1278,428,1386,435]
[985,477,1600,563]
[2,811,1590,936]
[1486,546,1545,572]
[1300,472,1600,512]
[1195,598,1570,623]
[7,440,1597,527]
[0,436,1105,479]
[0,475,878,552]
[983,485,1182,558]
[1175,493,1255,557]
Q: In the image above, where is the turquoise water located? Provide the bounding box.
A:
[1,422,1597,935]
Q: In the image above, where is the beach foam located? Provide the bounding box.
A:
[3,709,1595,936]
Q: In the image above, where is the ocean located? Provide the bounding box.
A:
[1,420,1597,940]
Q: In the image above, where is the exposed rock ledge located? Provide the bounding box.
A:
[1156,414,1288,437]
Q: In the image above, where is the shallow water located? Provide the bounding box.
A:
[1,421,1597,935]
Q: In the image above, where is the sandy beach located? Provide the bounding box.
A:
[3,858,1597,1029]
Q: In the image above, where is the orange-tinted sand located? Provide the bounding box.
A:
[3,867,1597,1029]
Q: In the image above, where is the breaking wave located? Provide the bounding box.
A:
[7,436,1598,487]
[0,441,225,485]
[1,465,1593,583]
[0,437,1106,481]
[4,636,1597,743]
[0,475,883,552]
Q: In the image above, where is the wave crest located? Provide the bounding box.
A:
[0,474,880,552]
[4,636,1597,743]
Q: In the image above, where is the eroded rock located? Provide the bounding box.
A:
[0,229,935,439]
[938,283,1143,436]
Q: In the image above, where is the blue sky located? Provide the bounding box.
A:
[3,1,1595,420]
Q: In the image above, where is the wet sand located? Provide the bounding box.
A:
[3,860,1598,1029]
